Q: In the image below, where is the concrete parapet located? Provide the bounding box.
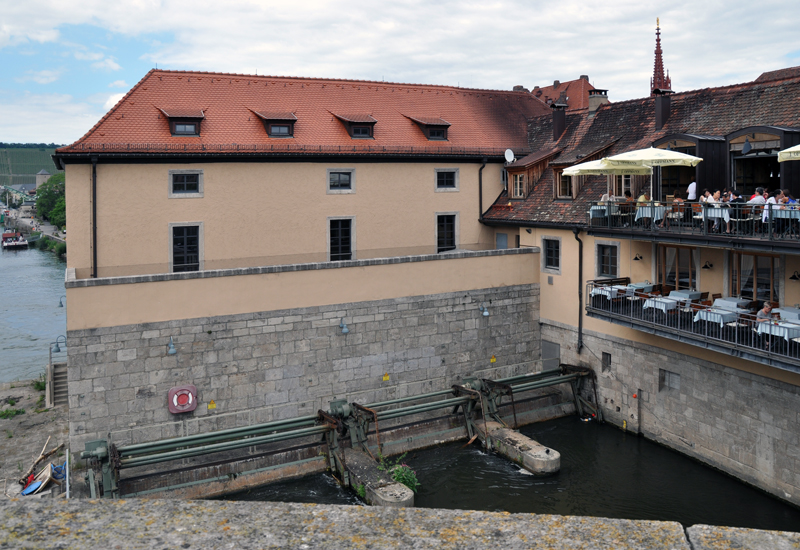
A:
[337,449,414,507]
[475,420,560,474]
[687,524,800,549]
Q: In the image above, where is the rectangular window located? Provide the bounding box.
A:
[329,219,352,261]
[352,126,371,138]
[613,175,631,198]
[544,239,560,270]
[558,174,572,198]
[602,352,611,373]
[172,173,199,194]
[730,253,780,304]
[174,123,197,135]
[597,244,618,277]
[512,174,525,198]
[269,124,291,137]
[659,369,680,392]
[172,225,200,272]
[329,172,352,190]
[437,214,456,252]
[429,128,447,140]
[436,170,456,189]
[656,245,696,290]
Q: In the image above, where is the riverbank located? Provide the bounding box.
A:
[0,379,69,496]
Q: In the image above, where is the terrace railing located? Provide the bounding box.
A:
[585,279,800,372]
[588,200,800,243]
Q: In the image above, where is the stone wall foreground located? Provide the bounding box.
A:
[541,319,800,508]
[66,284,540,452]
[3,499,798,549]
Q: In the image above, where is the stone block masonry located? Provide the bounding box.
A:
[540,319,800,508]
[67,284,540,452]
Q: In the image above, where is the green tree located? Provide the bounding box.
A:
[49,196,66,228]
[35,172,65,220]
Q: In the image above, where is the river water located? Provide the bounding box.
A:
[226,416,800,532]
[0,247,67,382]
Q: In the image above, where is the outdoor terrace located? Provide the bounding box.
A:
[585,277,800,374]
[588,201,800,254]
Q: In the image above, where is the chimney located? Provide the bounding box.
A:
[653,88,673,130]
[552,95,568,141]
[588,88,609,114]
[513,85,530,92]
[580,75,589,81]
[553,80,560,88]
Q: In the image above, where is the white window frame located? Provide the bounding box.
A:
[595,239,620,278]
[434,168,459,192]
[541,236,562,275]
[169,221,204,272]
[436,211,459,253]
[511,173,525,198]
[557,173,572,199]
[168,169,204,199]
[327,168,356,195]
[613,175,631,199]
[327,216,356,261]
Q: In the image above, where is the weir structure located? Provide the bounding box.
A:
[80,364,600,501]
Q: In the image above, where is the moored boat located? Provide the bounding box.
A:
[2,231,28,249]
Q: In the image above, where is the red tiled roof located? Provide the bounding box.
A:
[532,77,596,111]
[251,111,297,121]
[484,73,800,226]
[58,69,549,157]
[403,115,451,127]
[506,147,561,169]
[756,66,800,82]
[158,108,205,118]
[331,113,378,124]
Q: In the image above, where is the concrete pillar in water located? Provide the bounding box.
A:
[474,421,560,475]
[337,449,414,507]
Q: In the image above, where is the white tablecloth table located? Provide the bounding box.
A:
[643,297,680,313]
[693,308,738,327]
[669,290,702,302]
[770,208,800,220]
[635,206,667,222]
[590,204,620,218]
[590,285,629,300]
[704,207,731,223]
[756,321,800,342]
[773,307,800,321]
[628,283,654,293]
[714,297,751,310]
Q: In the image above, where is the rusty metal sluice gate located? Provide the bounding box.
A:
[81,364,601,499]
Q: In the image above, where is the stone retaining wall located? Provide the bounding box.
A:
[541,318,800,507]
[67,284,540,452]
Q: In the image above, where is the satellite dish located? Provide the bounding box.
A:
[504,149,515,163]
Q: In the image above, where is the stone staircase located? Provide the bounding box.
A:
[52,362,68,408]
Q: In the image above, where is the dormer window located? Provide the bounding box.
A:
[332,113,377,139]
[251,111,297,138]
[403,115,451,141]
[159,108,205,137]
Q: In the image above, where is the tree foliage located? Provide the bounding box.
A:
[36,173,65,224]
[48,197,66,228]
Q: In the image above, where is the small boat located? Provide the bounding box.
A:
[2,231,28,250]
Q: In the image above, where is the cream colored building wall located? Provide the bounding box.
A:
[65,161,504,278]
[66,252,538,330]
[511,224,800,387]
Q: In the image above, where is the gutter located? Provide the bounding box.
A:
[572,228,584,354]
[91,157,98,279]
[480,219,584,231]
[478,157,487,221]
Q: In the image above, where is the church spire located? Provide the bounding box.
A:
[650,18,672,96]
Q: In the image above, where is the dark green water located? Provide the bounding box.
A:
[0,247,67,382]
[226,416,800,532]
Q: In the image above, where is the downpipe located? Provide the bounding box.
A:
[573,228,584,353]
[91,156,98,278]
[478,157,487,221]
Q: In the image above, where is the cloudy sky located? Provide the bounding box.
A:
[2,0,798,144]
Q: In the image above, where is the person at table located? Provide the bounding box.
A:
[729,190,744,203]
[687,180,697,201]
[698,189,711,203]
[763,189,783,227]
[659,190,685,229]
[749,187,765,201]
[756,302,773,323]
[637,191,650,203]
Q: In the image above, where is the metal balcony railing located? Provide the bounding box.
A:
[585,279,800,371]
[588,200,800,243]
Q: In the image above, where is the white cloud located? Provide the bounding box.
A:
[15,69,61,84]
[0,90,104,143]
[74,50,104,61]
[109,80,128,88]
[103,93,125,110]
[92,57,121,71]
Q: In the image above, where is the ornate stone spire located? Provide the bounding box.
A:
[650,18,672,96]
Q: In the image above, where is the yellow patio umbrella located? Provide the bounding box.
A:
[562,159,652,199]
[778,143,800,162]
[605,147,703,198]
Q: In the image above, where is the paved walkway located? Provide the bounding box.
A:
[0,380,69,497]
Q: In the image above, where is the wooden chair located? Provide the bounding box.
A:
[700,300,712,307]
[770,301,780,309]
[700,291,709,300]
[692,203,704,226]
[712,293,722,301]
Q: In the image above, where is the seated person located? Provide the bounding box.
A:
[659,190,684,228]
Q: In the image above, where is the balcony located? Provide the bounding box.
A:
[585,279,800,374]
[587,201,800,254]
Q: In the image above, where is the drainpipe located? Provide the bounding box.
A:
[572,227,584,353]
[91,156,98,279]
[478,157,487,221]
